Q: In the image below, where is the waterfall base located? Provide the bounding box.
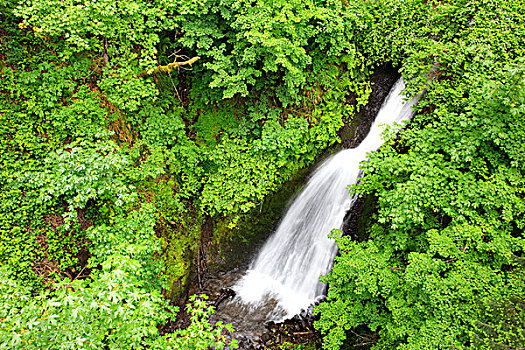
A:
[199,268,320,349]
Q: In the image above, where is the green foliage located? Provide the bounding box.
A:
[0,266,238,350]
[174,0,369,104]
[35,137,134,214]
[472,285,525,350]
[192,101,243,147]
[316,1,525,349]
[201,111,343,221]
[272,341,317,350]
[161,295,238,349]
[45,223,89,272]
[140,106,187,148]
[175,0,312,100]
[7,0,523,348]
[199,62,361,222]
[0,261,173,350]
[87,203,164,290]
[15,0,174,65]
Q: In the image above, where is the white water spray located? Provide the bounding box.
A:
[234,78,418,318]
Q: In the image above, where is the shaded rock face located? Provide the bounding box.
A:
[341,64,400,239]
[340,64,401,149]
[198,270,323,349]
[176,64,402,349]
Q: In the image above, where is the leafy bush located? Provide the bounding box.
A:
[0,267,238,350]
[0,261,172,350]
[35,137,134,214]
[315,2,525,348]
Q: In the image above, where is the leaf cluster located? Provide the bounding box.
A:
[316,1,525,349]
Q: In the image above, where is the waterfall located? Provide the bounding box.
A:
[233,77,418,319]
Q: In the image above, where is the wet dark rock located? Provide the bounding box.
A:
[314,296,326,306]
[261,332,271,343]
[214,287,236,307]
[307,304,314,315]
[300,317,307,330]
[340,63,401,148]
[299,308,305,316]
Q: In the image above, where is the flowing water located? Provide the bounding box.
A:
[232,78,418,320]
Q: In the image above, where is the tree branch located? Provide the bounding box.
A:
[139,56,200,77]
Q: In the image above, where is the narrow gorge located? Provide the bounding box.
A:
[201,78,418,347]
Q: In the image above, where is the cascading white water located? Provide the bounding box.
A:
[234,78,418,319]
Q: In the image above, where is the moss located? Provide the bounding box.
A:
[158,210,203,301]
[357,195,377,242]
[144,177,204,301]
[162,232,191,301]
